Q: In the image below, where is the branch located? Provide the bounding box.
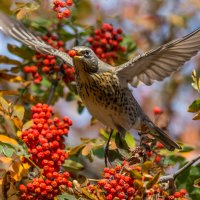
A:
[46,78,59,105]
[159,154,200,183]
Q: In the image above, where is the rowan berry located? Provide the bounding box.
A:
[88,23,126,64]
[153,106,163,115]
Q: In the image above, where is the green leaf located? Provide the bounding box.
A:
[142,161,153,172]
[0,145,3,154]
[146,171,161,189]
[59,28,76,42]
[62,160,84,172]
[2,145,15,157]
[190,188,200,200]
[179,145,194,153]
[99,128,109,139]
[93,147,104,159]
[194,178,200,188]
[121,35,137,53]
[7,44,33,60]
[66,92,76,101]
[77,103,84,114]
[188,99,200,113]
[58,193,77,200]
[125,132,135,149]
[130,170,142,180]
[0,55,21,65]
[164,155,186,166]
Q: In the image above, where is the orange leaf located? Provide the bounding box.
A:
[0,135,17,146]
[81,143,92,156]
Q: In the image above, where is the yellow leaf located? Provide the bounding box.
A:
[168,14,185,27]
[16,131,22,137]
[0,96,9,112]
[0,72,24,82]
[81,143,92,156]
[22,120,33,131]
[193,112,200,120]
[0,135,17,146]
[0,90,19,96]
[13,117,23,130]
[12,105,25,121]
[11,159,30,181]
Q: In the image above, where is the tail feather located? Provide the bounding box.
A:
[143,121,181,151]
[153,126,181,151]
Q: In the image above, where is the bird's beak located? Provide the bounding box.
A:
[69,49,83,58]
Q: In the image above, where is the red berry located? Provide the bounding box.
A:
[68,50,76,57]
[174,192,181,198]
[157,142,164,148]
[153,106,163,115]
[180,189,187,196]
[19,184,27,192]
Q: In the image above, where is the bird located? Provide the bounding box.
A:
[1,12,200,164]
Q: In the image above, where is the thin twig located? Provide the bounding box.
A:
[46,78,59,105]
[159,154,200,183]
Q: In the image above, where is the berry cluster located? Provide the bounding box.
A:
[87,162,188,200]
[24,34,75,84]
[53,0,73,20]
[146,187,188,200]
[87,23,126,64]
[19,172,72,200]
[146,141,164,164]
[88,164,140,200]
[19,103,73,199]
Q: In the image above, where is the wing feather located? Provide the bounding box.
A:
[0,12,73,67]
[116,28,200,87]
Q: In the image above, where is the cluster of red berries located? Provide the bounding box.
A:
[88,164,140,200]
[19,172,72,200]
[19,103,73,199]
[53,0,73,20]
[23,34,75,84]
[146,141,164,164]
[87,162,188,200]
[87,23,126,64]
[146,186,188,200]
[166,189,187,200]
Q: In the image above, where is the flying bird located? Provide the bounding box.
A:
[1,12,200,165]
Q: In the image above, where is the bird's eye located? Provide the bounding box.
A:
[84,50,91,57]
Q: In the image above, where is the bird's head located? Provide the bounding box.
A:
[70,46,99,74]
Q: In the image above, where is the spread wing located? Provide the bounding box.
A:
[0,12,73,67]
[115,28,200,87]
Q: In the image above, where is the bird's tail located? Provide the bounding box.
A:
[143,121,181,151]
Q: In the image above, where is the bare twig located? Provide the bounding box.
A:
[159,154,200,183]
[46,78,59,105]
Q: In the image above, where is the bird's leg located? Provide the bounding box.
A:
[105,129,114,167]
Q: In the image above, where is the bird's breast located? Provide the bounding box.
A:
[75,72,139,130]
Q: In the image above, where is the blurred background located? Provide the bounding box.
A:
[0,0,200,173]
